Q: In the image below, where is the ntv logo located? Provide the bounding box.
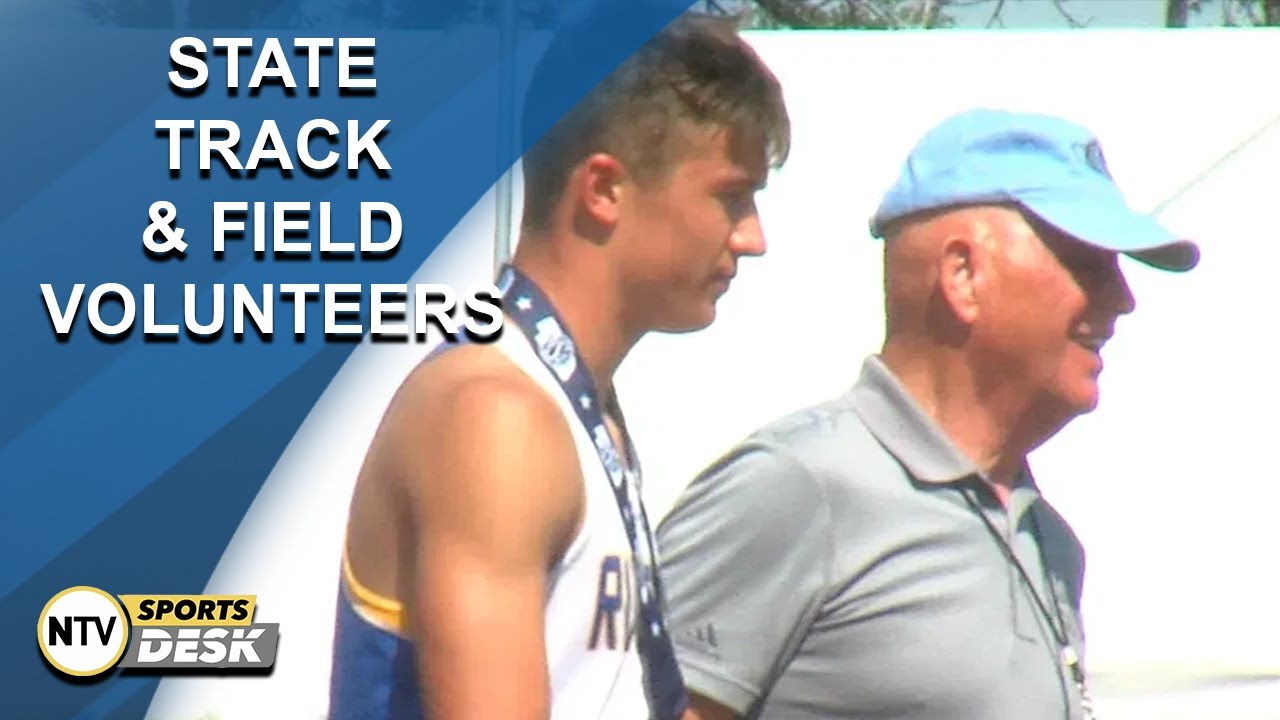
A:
[38,586,279,677]
[37,587,128,677]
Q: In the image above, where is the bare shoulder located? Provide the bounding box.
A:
[370,343,585,557]
[386,343,575,473]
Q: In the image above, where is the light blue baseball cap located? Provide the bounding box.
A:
[870,108,1199,271]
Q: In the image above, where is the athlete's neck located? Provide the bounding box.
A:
[508,246,642,403]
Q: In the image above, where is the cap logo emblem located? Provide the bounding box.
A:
[1078,139,1112,179]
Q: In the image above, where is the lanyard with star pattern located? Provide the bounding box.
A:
[497,264,688,720]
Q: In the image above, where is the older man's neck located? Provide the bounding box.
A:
[880,342,1034,489]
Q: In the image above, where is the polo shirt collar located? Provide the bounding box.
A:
[848,354,982,485]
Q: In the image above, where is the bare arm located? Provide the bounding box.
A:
[394,370,582,720]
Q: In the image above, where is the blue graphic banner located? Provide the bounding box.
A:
[0,0,693,716]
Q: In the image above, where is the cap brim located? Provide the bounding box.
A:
[1019,194,1200,272]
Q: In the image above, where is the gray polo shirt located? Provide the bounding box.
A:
[656,355,1089,720]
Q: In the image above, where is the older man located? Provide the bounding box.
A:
[658,109,1198,720]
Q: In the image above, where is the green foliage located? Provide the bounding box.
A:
[694,0,1280,29]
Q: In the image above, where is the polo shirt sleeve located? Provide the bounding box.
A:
[655,440,831,716]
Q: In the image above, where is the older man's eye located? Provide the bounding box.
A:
[1063,251,1119,287]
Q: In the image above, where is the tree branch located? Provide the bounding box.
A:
[752,0,824,26]
[1053,0,1090,27]
[920,0,943,28]
[987,0,1006,28]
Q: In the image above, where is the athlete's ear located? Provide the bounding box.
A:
[573,152,627,239]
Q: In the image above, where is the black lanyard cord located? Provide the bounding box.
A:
[958,483,1098,720]
[959,486,1071,648]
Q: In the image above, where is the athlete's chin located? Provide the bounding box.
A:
[1073,393,1100,414]
[653,304,717,334]
[1052,380,1101,415]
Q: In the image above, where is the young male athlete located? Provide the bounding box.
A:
[329,10,790,720]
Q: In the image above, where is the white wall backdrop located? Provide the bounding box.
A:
[150,28,1280,720]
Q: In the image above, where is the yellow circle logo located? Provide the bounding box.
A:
[37,586,129,677]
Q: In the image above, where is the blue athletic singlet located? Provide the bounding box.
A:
[329,267,684,718]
